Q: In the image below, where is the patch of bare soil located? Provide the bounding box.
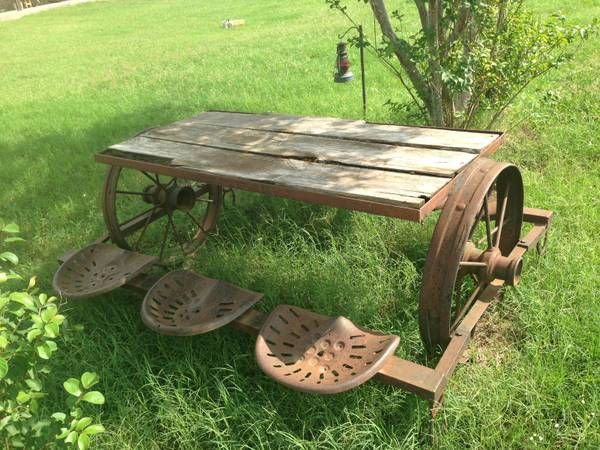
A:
[461,300,523,368]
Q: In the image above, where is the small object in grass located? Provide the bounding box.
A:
[222,19,245,29]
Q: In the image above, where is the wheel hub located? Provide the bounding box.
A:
[463,242,523,286]
[142,184,196,211]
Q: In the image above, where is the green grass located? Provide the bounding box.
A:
[1,0,599,448]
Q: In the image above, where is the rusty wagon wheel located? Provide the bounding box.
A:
[419,158,524,351]
[103,166,223,262]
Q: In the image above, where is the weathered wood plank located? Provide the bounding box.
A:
[108,137,452,208]
[185,111,501,153]
[143,122,476,177]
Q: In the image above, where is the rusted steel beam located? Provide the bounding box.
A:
[431,286,498,403]
[523,207,553,224]
[57,207,552,405]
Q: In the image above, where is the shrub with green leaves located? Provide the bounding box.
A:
[0,221,105,449]
[53,373,106,449]
[327,0,597,128]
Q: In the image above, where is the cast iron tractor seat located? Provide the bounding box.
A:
[53,243,157,299]
[141,270,262,336]
[256,305,400,394]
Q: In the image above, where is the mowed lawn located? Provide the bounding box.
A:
[1,0,598,448]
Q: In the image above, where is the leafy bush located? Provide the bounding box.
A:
[0,221,105,449]
[327,0,597,128]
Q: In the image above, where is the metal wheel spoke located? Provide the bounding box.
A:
[142,171,162,187]
[133,206,158,250]
[483,196,493,249]
[494,185,510,248]
[459,261,487,268]
[158,219,170,260]
[184,210,202,229]
[168,212,187,254]
[118,206,155,228]
[116,190,146,196]
[477,218,515,247]
[451,282,485,331]
[193,184,210,197]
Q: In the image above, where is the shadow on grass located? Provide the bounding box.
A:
[2,106,440,445]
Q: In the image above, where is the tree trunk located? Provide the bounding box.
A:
[368,0,432,112]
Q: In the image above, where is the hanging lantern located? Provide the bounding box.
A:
[334,41,354,83]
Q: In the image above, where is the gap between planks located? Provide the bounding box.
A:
[188,111,502,153]
[108,137,452,209]
[142,122,477,179]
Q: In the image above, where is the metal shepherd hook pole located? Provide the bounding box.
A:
[335,25,367,119]
[358,25,366,119]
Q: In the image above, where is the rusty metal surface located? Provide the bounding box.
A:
[141,270,262,336]
[255,305,399,394]
[419,157,524,351]
[53,243,157,299]
[56,207,551,408]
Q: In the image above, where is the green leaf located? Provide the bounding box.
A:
[52,412,67,422]
[56,427,69,439]
[27,276,36,289]
[6,301,25,316]
[75,417,93,431]
[37,343,52,359]
[54,314,66,325]
[30,398,40,414]
[0,252,19,265]
[81,423,105,436]
[27,328,43,342]
[10,438,24,448]
[0,335,8,349]
[78,432,90,450]
[10,292,35,310]
[64,378,82,396]
[0,416,10,429]
[44,322,60,338]
[41,304,57,322]
[4,237,25,243]
[2,223,19,234]
[16,391,30,404]
[81,372,99,389]
[65,430,78,444]
[0,358,8,380]
[0,272,7,283]
[81,391,105,405]
[30,391,46,400]
[31,419,49,433]
[31,313,44,327]
[25,378,43,391]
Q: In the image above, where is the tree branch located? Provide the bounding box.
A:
[368,0,430,105]
[413,0,428,30]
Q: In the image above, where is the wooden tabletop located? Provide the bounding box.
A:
[96,111,503,221]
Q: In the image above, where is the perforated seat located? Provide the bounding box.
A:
[256,305,399,394]
[53,244,157,299]
[141,270,262,336]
